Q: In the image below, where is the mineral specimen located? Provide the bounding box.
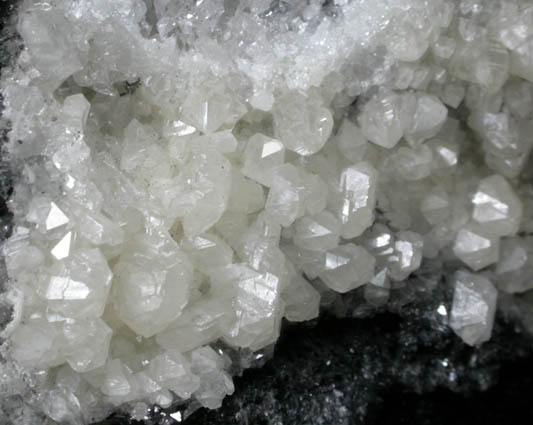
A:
[0,0,532,424]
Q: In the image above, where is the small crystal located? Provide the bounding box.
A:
[282,271,320,322]
[61,317,112,372]
[242,134,285,187]
[472,174,523,237]
[273,90,333,156]
[336,162,378,238]
[493,237,533,294]
[453,223,500,271]
[335,119,368,163]
[113,235,193,338]
[265,164,305,227]
[394,145,433,181]
[420,187,450,225]
[190,346,234,409]
[449,270,497,346]
[318,244,375,293]
[39,248,113,319]
[147,350,199,399]
[292,211,341,252]
[360,91,403,149]
[403,94,448,144]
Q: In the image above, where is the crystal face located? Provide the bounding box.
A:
[1,0,533,422]
[449,270,498,346]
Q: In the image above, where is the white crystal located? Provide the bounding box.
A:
[211,264,283,350]
[292,211,341,252]
[493,237,533,294]
[336,162,378,238]
[449,270,497,346]
[420,187,450,225]
[393,145,433,181]
[147,350,199,399]
[318,244,375,293]
[360,91,403,149]
[38,248,113,319]
[242,134,285,187]
[453,223,500,271]
[265,164,305,227]
[387,231,424,281]
[273,90,333,156]
[61,317,112,372]
[112,235,193,338]
[282,271,320,322]
[472,174,523,237]
[190,346,234,409]
[3,0,533,419]
[403,94,448,144]
[335,119,368,164]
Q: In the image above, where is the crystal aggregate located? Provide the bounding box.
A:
[0,0,532,423]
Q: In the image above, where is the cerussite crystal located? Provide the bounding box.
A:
[1,0,532,422]
[449,270,497,346]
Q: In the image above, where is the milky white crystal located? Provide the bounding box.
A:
[450,270,497,346]
[0,0,532,422]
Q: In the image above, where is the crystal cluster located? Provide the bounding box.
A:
[0,0,532,423]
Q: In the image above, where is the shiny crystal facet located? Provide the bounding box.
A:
[318,244,375,293]
[472,174,523,236]
[453,223,500,271]
[337,162,378,238]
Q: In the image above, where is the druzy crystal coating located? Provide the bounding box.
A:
[0,0,533,423]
